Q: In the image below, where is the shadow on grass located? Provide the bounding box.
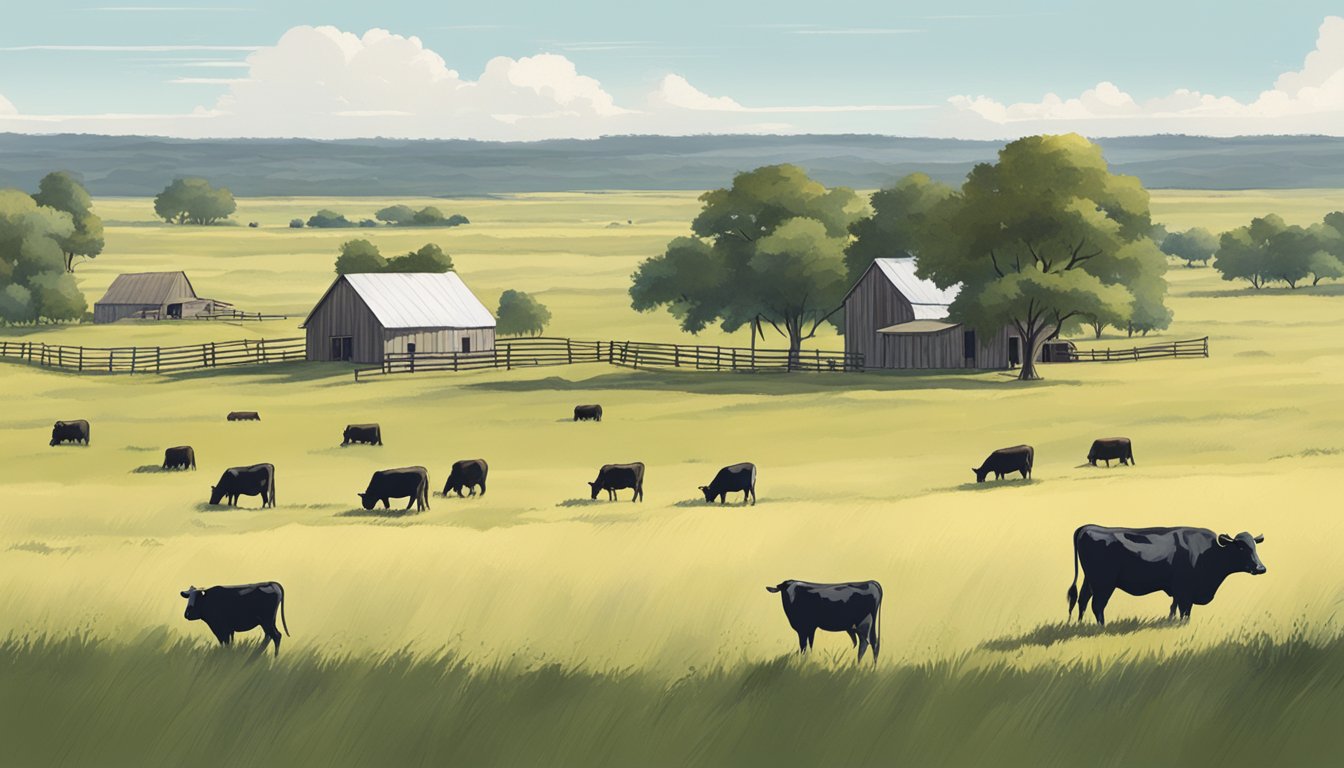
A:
[670,498,757,508]
[9,541,79,556]
[194,501,269,513]
[981,617,1181,652]
[336,506,425,519]
[168,362,353,386]
[131,464,169,474]
[1187,283,1344,299]
[954,478,1039,492]
[555,498,604,508]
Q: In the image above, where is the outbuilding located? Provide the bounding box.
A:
[301,272,496,364]
[93,271,218,323]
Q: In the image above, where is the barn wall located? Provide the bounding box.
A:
[303,279,385,363]
[877,325,1015,369]
[166,273,196,302]
[383,327,496,355]
[93,304,155,323]
[843,266,915,369]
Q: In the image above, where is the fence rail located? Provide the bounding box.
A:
[1062,336,1209,363]
[191,309,291,322]
[0,337,305,374]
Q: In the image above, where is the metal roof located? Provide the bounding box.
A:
[306,272,495,329]
[877,319,960,334]
[96,271,197,306]
[872,258,960,320]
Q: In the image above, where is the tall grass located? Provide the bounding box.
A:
[3,629,1340,767]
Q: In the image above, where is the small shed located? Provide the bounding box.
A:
[843,257,1024,370]
[301,272,496,364]
[93,271,215,323]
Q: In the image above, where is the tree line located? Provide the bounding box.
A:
[0,172,102,325]
[1160,213,1344,289]
[296,205,469,229]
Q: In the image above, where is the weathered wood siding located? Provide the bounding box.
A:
[384,327,495,355]
[93,273,197,324]
[303,279,384,363]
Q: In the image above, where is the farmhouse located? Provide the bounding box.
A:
[93,271,221,323]
[843,257,1022,370]
[301,272,496,364]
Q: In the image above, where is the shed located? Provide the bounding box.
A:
[843,257,1025,370]
[93,271,213,323]
[301,272,496,364]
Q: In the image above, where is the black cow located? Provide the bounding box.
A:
[163,445,196,470]
[49,420,90,446]
[1088,437,1134,467]
[359,466,430,511]
[442,459,488,497]
[972,444,1034,483]
[574,404,603,422]
[209,463,276,508]
[589,462,643,502]
[342,424,382,446]
[227,411,260,422]
[180,582,289,656]
[700,462,757,505]
[766,580,883,663]
[1067,525,1267,624]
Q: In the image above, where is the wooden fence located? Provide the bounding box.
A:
[0,337,305,374]
[191,309,291,322]
[1058,336,1209,363]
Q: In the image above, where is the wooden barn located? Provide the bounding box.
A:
[93,271,220,323]
[843,257,1024,370]
[301,272,496,364]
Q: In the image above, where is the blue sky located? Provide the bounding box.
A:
[1,1,1342,138]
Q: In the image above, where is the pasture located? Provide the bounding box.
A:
[2,191,1343,766]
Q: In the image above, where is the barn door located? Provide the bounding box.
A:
[1008,337,1021,367]
[460,337,472,354]
[330,336,353,361]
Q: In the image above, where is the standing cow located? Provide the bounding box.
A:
[573,404,603,422]
[441,459,488,498]
[972,445,1034,483]
[163,445,196,470]
[1067,525,1267,624]
[209,463,276,508]
[1087,437,1134,467]
[180,582,289,656]
[227,411,261,422]
[359,466,430,511]
[699,463,757,505]
[766,580,883,664]
[589,462,643,502]
[50,420,90,446]
[342,424,383,446]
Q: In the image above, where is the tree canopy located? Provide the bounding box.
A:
[334,239,386,274]
[376,204,469,227]
[0,189,87,324]
[844,172,954,283]
[333,240,454,275]
[1213,214,1327,289]
[31,172,104,273]
[307,209,357,228]
[153,178,236,225]
[1161,227,1218,268]
[495,289,552,336]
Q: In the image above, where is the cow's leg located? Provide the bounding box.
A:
[1178,600,1193,622]
[405,495,416,510]
[855,616,873,662]
[1077,580,1093,622]
[796,630,809,653]
[1168,597,1178,620]
[1090,585,1115,626]
[845,629,858,647]
[805,628,816,651]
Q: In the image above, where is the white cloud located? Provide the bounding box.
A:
[0,93,15,115]
[651,75,743,111]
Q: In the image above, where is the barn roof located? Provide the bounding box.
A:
[95,271,197,306]
[302,272,496,329]
[845,257,960,320]
[877,319,959,334]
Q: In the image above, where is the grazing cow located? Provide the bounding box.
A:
[342,424,383,446]
[972,445,1034,483]
[227,411,260,422]
[699,462,757,505]
[209,463,276,508]
[49,420,90,446]
[359,466,430,511]
[589,462,644,502]
[163,445,196,471]
[766,580,883,663]
[1067,525,1267,624]
[180,582,289,656]
[1088,437,1134,467]
[442,459,488,498]
[573,404,603,422]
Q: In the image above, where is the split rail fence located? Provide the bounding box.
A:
[0,337,305,374]
[1061,336,1209,363]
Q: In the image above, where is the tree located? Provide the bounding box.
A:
[153,178,236,225]
[845,173,955,284]
[1161,227,1218,267]
[1213,215,1319,289]
[31,172,104,273]
[334,239,386,274]
[384,243,454,272]
[914,135,1160,381]
[1308,249,1344,286]
[289,218,304,228]
[375,204,416,225]
[496,289,552,336]
[629,164,863,365]
[0,189,86,324]
[307,209,356,228]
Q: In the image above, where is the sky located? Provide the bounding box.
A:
[1,1,1343,139]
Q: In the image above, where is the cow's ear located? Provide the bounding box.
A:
[765,586,780,593]
[1217,533,1234,547]
[1253,534,1265,543]
[180,590,190,598]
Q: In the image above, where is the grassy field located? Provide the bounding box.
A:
[2,191,1344,766]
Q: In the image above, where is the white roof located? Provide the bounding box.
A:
[872,258,960,320]
[307,272,495,329]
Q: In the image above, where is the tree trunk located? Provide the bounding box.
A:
[1018,337,1042,381]
[786,329,803,371]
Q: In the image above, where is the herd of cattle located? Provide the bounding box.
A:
[48,414,1264,661]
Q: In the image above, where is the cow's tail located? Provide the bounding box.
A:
[270,471,277,508]
[276,582,290,636]
[1067,527,1083,615]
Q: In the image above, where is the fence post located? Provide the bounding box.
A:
[815,349,820,371]
[506,345,512,370]
[131,346,138,374]
[156,347,161,373]
[259,338,266,364]
[211,342,217,367]
[567,338,573,364]
[78,346,83,372]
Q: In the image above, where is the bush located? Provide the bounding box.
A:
[289,219,304,228]
[496,289,551,336]
[307,209,357,229]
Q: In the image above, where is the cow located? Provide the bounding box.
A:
[589,462,643,502]
[1067,525,1267,624]
[972,445,1034,483]
[699,462,757,505]
[163,445,196,471]
[342,424,383,446]
[573,404,603,422]
[49,420,89,446]
[359,466,430,512]
[765,580,883,664]
[1088,437,1134,467]
[180,582,289,657]
[441,459,488,498]
[227,411,260,422]
[209,463,276,508]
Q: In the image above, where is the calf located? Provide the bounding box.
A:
[700,462,756,505]
[209,463,276,508]
[442,459,488,497]
[1088,437,1134,467]
[972,445,1034,483]
[180,582,289,656]
[589,462,644,502]
[163,445,196,471]
[49,420,90,446]
[342,424,383,446]
[227,411,260,422]
[766,580,883,663]
[573,404,603,422]
[359,466,430,512]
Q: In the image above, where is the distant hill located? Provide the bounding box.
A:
[2,133,1344,195]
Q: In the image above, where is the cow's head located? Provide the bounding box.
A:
[698,485,715,502]
[972,467,988,483]
[180,586,205,620]
[588,481,601,500]
[765,580,795,600]
[357,492,376,511]
[208,485,225,505]
[1217,532,1267,575]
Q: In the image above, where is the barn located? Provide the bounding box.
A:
[93,271,219,323]
[301,272,496,364]
[843,257,1023,370]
